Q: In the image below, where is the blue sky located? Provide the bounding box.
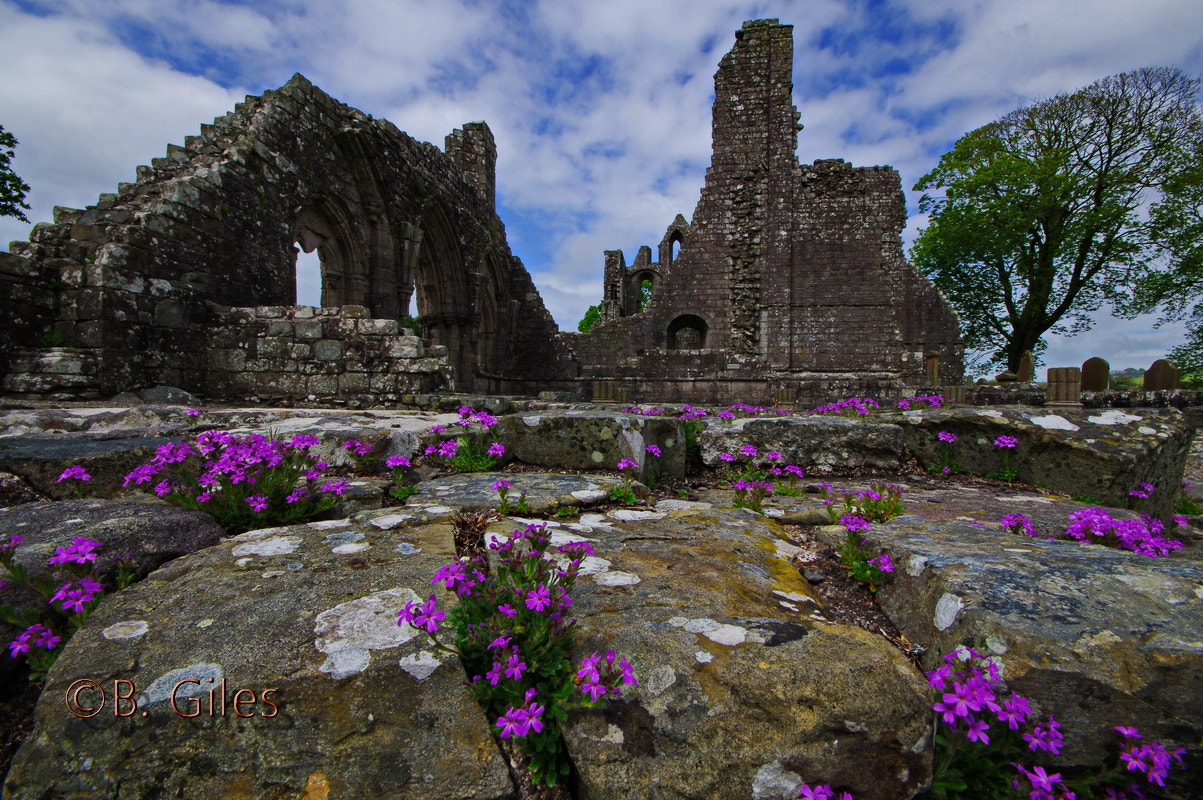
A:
[2,0,1201,376]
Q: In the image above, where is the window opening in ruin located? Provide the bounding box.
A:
[670,235,683,264]
[294,246,322,306]
[639,278,653,310]
[668,314,707,350]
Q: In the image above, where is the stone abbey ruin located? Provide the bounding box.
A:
[0,19,961,406]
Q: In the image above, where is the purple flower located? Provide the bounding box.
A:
[491,479,514,492]
[320,479,349,496]
[185,408,201,416]
[495,706,530,739]
[739,444,758,457]
[487,442,505,457]
[581,680,607,702]
[1023,715,1063,754]
[497,603,517,618]
[719,452,734,463]
[411,594,444,634]
[616,458,638,471]
[646,444,662,457]
[438,440,458,458]
[504,653,527,681]
[999,513,1036,537]
[123,463,161,487]
[246,495,268,513]
[525,584,551,612]
[56,465,91,483]
[998,694,1032,729]
[994,435,1019,449]
[867,553,894,573]
[1115,725,1142,739]
[286,434,320,449]
[840,514,870,533]
[966,718,990,744]
[795,785,834,800]
[937,430,956,443]
[48,537,103,566]
[386,455,412,468]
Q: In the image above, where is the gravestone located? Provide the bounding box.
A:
[1047,367,1082,407]
[1016,350,1035,382]
[772,388,795,406]
[1144,359,1180,391]
[1081,357,1110,392]
[940,385,965,404]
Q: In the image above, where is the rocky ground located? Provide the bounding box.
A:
[0,405,1198,797]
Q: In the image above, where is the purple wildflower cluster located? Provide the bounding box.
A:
[923,647,1187,800]
[122,431,341,531]
[894,393,945,411]
[1064,507,1184,557]
[398,522,635,785]
[928,647,1046,749]
[2,534,132,680]
[795,785,854,800]
[56,465,91,483]
[994,435,1020,448]
[1000,513,1040,538]
[423,407,507,472]
[811,396,881,416]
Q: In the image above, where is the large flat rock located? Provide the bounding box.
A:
[837,515,1202,799]
[496,410,685,483]
[698,416,906,473]
[890,406,1192,516]
[2,515,513,800]
[413,471,635,513]
[527,506,932,800]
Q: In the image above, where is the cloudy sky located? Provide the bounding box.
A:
[2,0,1201,376]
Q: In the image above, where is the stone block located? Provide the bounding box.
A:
[359,318,399,335]
[313,339,343,361]
[293,320,323,339]
[341,304,370,318]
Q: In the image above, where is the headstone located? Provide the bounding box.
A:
[1143,359,1180,391]
[1047,367,1082,407]
[1081,357,1110,392]
[593,381,616,402]
[925,351,940,387]
[940,385,966,404]
[1016,350,1035,382]
[772,388,795,406]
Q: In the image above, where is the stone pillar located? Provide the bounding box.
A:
[1047,367,1082,407]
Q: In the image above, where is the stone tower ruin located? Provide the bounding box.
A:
[565,19,963,404]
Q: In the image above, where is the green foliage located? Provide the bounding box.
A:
[1176,491,1202,516]
[390,483,418,503]
[819,483,906,524]
[911,67,1203,372]
[577,303,602,333]
[609,483,639,506]
[638,279,652,310]
[0,125,31,222]
[38,327,65,347]
[400,315,422,337]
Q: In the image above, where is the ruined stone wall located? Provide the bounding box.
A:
[2,75,564,400]
[0,251,59,384]
[205,304,449,404]
[566,19,963,404]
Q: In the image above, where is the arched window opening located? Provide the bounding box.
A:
[668,314,707,350]
[294,246,322,306]
[670,235,683,264]
[640,278,653,309]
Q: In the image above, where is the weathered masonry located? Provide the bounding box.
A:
[0,75,567,403]
[566,19,963,404]
[0,19,961,406]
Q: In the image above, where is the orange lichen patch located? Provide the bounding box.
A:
[301,772,331,800]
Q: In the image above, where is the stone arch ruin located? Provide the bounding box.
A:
[0,75,566,402]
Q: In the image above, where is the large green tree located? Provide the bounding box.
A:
[0,124,31,222]
[911,67,1203,373]
[1131,138,1203,378]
